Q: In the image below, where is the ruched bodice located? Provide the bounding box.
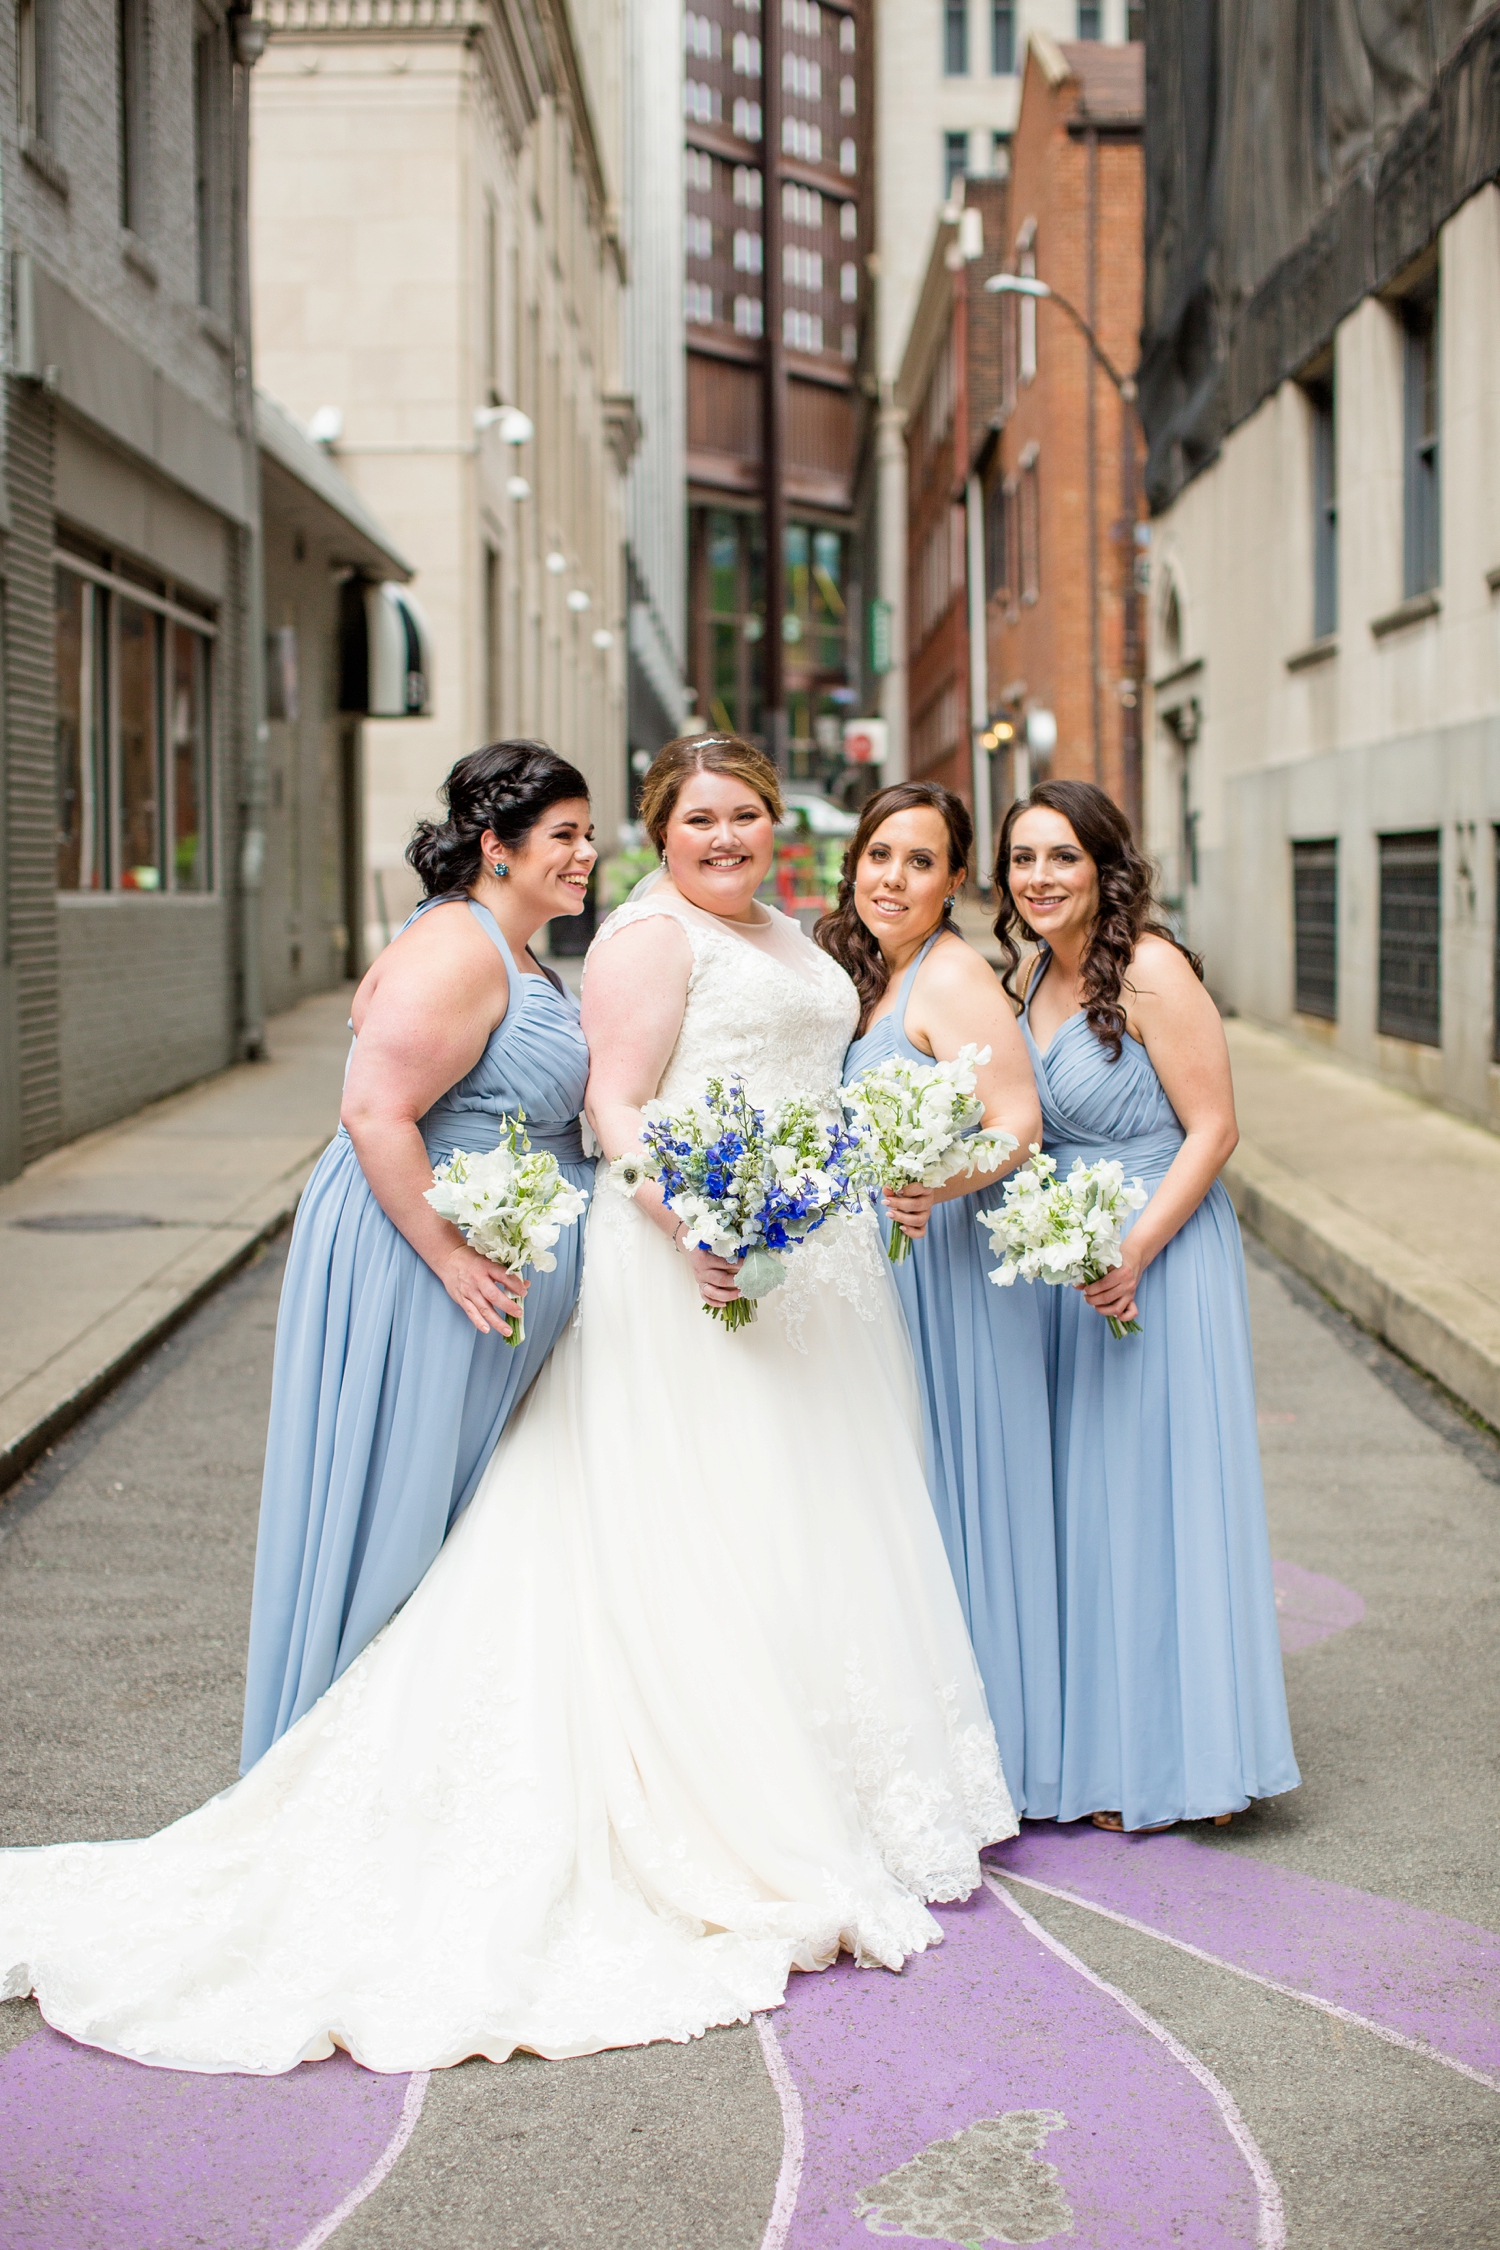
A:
[1021,972,1184,1189]
[407,899,589,1167]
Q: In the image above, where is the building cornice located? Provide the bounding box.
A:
[265,0,617,257]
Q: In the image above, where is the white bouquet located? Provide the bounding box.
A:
[425,1115,588,1346]
[608,1073,870,1330]
[976,1146,1148,1338]
[844,1043,1018,1262]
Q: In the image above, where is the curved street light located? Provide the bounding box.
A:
[983,271,1136,401]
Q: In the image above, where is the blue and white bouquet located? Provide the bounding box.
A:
[609,1074,871,1330]
[425,1114,589,1346]
[976,1146,1148,1338]
[844,1043,1018,1262]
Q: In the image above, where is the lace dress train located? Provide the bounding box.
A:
[0,893,1015,2074]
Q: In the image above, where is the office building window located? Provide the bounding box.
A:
[193,13,228,312]
[1402,282,1440,597]
[1127,1,1146,37]
[992,0,1014,72]
[483,546,502,738]
[1019,447,1041,602]
[944,0,968,75]
[117,0,146,231]
[943,131,968,196]
[1292,839,1337,1020]
[1307,375,1337,639]
[55,551,216,893]
[18,0,56,145]
[1077,2,1102,36]
[1377,830,1441,1047]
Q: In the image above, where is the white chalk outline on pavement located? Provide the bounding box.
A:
[983,1872,1287,2250]
[289,2068,431,2250]
[755,2011,805,2250]
[1000,1870,1500,2096]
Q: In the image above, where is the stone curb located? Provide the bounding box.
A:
[1225,1141,1500,1435]
[0,1157,318,1497]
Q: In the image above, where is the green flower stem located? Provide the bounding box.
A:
[887,1218,913,1264]
[1105,1315,1143,1340]
[505,1302,524,1349]
[706,1296,758,1331]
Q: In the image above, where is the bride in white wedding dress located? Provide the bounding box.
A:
[0,734,1014,2076]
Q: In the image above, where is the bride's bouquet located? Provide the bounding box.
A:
[425,1114,589,1346]
[843,1043,1018,1262]
[609,1074,870,1330]
[976,1147,1148,1338]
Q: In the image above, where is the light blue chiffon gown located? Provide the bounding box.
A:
[1020,954,1299,1830]
[844,930,1061,1818]
[239,896,591,1771]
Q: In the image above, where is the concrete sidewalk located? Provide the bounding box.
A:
[0,989,353,1492]
[955,894,1500,1429]
[1223,1019,1500,1434]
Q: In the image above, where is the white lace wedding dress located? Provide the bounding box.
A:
[0,893,1015,2075]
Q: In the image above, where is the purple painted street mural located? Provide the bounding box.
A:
[0,2030,423,2250]
[1271,1559,1365,1654]
[4,1557,1494,2250]
[765,1877,1267,2250]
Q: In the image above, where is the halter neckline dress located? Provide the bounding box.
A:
[239,895,591,1772]
[844,929,1060,1818]
[1021,952,1299,1829]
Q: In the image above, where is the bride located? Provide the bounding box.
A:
[0,733,1014,2076]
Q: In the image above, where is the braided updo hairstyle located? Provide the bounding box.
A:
[814,782,972,1035]
[992,779,1202,1059]
[406,740,590,898]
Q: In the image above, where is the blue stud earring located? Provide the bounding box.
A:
[493,860,509,878]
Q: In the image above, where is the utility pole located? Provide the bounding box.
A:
[761,0,787,775]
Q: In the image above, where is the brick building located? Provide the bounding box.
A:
[981,34,1144,823]
[894,177,1008,812]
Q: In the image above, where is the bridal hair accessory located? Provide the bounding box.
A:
[977,1146,1147,1338]
[425,1113,589,1345]
[843,1045,1018,1263]
[608,1075,870,1331]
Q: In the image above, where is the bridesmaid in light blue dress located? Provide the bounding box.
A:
[998,779,1298,1833]
[240,742,596,1771]
[824,783,1061,1818]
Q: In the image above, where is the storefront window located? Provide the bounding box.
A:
[53,543,215,894]
[170,623,211,890]
[118,598,162,889]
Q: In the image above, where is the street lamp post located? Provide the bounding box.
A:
[984,271,1144,831]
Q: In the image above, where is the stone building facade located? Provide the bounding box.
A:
[252,0,636,952]
[0,0,413,1185]
[1142,7,1500,1128]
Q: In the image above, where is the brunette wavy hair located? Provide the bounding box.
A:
[407,740,589,898]
[637,732,783,854]
[992,779,1202,1059]
[815,782,972,1034]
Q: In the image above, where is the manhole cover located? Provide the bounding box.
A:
[11,1213,168,1233]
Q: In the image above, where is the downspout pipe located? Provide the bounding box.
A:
[230,10,269,1059]
[965,472,991,895]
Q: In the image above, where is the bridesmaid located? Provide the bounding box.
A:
[999,778,1299,1832]
[240,741,595,1770]
[823,782,1061,1819]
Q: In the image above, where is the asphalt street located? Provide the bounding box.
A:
[0,1230,1496,2249]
